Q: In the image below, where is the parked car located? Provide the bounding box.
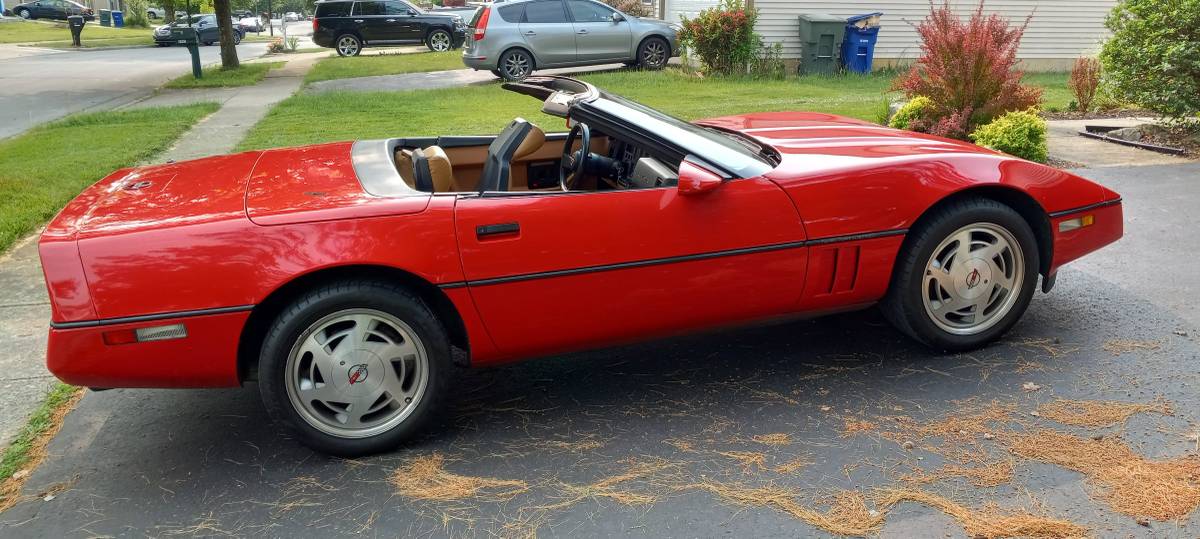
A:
[10,0,93,20]
[284,11,299,21]
[153,14,244,46]
[463,0,677,81]
[312,0,467,55]
[238,15,264,32]
[146,6,165,19]
[40,76,1123,456]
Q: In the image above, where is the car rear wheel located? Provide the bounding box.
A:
[637,37,668,69]
[881,198,1039,351]
[498,48,533,81]
[232,31,242,45]
[335,34,362,57]
[426,29,452,52]
[258,281,452,456]
[16,8,31,19]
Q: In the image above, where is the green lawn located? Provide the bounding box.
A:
[0,20,151,44]
[240,68,1071,151]
[0,384,79,511]
[0,102,219,253]
[303,51,464,84]
[165,61,285,89]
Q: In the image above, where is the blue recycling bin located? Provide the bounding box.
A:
[112,10,124,27]
[841,12,882,73]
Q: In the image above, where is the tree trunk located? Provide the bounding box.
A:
[162,0,175,20]
[213,0,240,69]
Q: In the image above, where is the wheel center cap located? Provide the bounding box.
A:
[331,349,385,396]
[955,258,992,299]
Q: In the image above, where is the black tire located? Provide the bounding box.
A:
[636,36,669,69]
[335,33,362,56]
[497,48,533,81]
[147,11,158,19]
[881,198,1039,352]
[232,31,242,45]
[15,8,31,19]
[258,280,453,456]
[489,68,503,79]
[425,28,452,52]
[202,41,213,46]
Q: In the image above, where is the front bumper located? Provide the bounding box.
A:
[47,309,249,388]
[1047,199,1123,274]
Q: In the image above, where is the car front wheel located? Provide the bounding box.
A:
[637,37,669,69]
[258,281,452,456]
[881,198,1039,351]
[335,34,362,56]
[426,29,452,52]
[16,8,32,18]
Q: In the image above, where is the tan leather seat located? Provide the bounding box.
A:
[419,145,459,192]
[397,125,548,193]
[513,125,546,160]
[394,149,416,189]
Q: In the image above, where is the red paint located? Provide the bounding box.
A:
[39,111,1123,388]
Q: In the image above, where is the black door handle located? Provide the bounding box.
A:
[476,222,520,238]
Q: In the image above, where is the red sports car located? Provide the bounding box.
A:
[40,77,1122,455]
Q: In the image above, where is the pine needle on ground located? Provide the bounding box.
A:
[751,433,792,446]
[391,453,528,502]
[1036,398,1172,427]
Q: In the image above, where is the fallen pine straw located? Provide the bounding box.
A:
[531,459,671,511]
[391,453,528,501]
[1008,430,1200,521]
[875,488,1088,538]
[688,483,885,536]
[774,457,811,475]
[1036,398,1172,428]
[902,459,1015,488]
[717,451,768,472]
[1102,339,1161,355]
[688,482,1084,538]
[751,433,792,446]
[840,418,878,438]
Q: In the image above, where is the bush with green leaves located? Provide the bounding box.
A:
[601,0,651,17]
[969,109,1047,163]
[1100,0,1200,121]
[889,96,933,130]
[678,0,758,76]
[125,0,150,27]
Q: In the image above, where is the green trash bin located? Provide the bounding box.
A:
[797,14,845,75]
[99,8,111,26]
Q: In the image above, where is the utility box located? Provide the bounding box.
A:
[797,14,845,75]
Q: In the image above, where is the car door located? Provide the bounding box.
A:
[383,0,422,42]
[567,0,631,62]
[352,0,391,43]
[452,162,809,360]
[518,0,576,66]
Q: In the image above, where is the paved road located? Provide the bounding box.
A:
[0,19,316,140]
[0,163,1197,537]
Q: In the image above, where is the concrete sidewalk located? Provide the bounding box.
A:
[1046,117,1192,168]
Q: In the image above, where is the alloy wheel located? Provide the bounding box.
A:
[502,51,531,80]
[642,40,666,67]
[429,31,451,52]
[921,223,1025,336]
[17,9,30,18]
[337,36,360,56]
[284,308,430,439]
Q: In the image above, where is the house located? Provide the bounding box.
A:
[657,0,1118,71]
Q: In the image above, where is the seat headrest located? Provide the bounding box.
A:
[513,125,545,160]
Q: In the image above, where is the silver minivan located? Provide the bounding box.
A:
[463,0,678,81]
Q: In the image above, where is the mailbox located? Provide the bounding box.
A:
[67,14,85,47]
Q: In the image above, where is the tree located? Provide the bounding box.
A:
[161,0,176,20]
[213,0,240,69]
[1099,0,1200,121]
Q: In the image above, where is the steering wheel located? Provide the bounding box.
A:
[559,122,591,191]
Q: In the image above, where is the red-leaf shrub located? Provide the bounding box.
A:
[893,1,1042,139]
[602,0,651,18]
[1068,57,1101,112]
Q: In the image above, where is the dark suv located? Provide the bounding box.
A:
[313,0,467,56]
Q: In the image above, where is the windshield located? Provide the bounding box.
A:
[590,92,776,177]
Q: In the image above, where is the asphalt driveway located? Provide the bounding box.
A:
[1,163,1197,538]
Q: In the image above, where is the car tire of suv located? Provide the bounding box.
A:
[258,280,453,457]
[426,29,452,52]
[335,34,362,57]
[15,8,31,19]
[637,36,669,70]
[232,31,242,45]
[881,198,1039,352]
[498,48,533,82]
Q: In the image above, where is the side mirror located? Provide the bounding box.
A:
[611,12,624,22]
[677,159,723,196]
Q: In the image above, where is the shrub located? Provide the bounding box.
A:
[602,0,651,18]
[267,37,286,53]
[892,1,1042,139]
[678,0,758,76]
[1100,0,1200,121]
[125,0,150,27]
[1068,57,1101,113]
[969,109,1047,163]
[889,96,933,130]
[748,42,785,79]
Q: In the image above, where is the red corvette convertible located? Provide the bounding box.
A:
[40,77,1122,455]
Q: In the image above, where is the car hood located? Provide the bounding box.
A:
[698,111,1003,174]
[46,142,430,238]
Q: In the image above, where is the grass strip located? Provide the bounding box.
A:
[165,61,285,89]
[0,102,220,254]
[0,383,83,512]
[304,51,463,83]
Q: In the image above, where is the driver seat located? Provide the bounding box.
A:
[406,120,546,193]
